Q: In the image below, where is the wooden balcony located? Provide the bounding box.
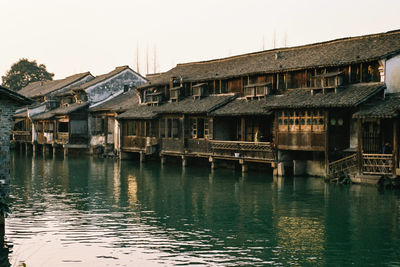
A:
[277,131,325,151]
[37,132,54,144]
[210,140,276,162]
[13,131,32,142]
[56,132,69,145]
[122,136,159,153]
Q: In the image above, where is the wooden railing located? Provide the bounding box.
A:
[12,131,31,142]
[122,136,159,152]
[362,153,393,175]
[56,132,69,144]
[328,154,357,178]
[210,140,276,161]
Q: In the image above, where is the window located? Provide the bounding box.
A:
[191,118,208,139]
[127,121,136,136]
[93,117,105,134]
[277,110,325,132]
[160,119,165,138]
[167,119,172,138]
[197,118,204,138]
[45,122,54,132]
[37,123,43,132]
[172,119,179,138]
[58,122,68,133]
[161,118,180,138]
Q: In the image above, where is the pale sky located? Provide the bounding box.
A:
[1,0,400,79]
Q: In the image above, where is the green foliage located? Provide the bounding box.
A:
[1,58,54,91]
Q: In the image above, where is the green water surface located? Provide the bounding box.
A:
[7,152,400,266]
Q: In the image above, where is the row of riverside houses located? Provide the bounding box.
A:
[116,29,400,179]
[12,66,147,155]
[11,30,400,180]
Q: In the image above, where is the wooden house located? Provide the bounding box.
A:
[89,89,140,156]
[12,72,94,151]
[118,93,236,164]
[119,30,400,177]
[21,66,146,155]
[31,101,89,154]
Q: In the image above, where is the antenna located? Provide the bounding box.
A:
[153,45,157,73]
[283,32,288,47]
[136,42,140,74]
[262,35,265,50]
[273,30,276,49]
[146,42,149,75]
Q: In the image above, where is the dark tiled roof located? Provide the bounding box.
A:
[211,98,272,116]
[353,94,400,118]
[18,72,92,98]
[117,105,159,120]
[0,86,33,105]
[118,94,236,119]
[141,29,400,87]
[90,89,139,113]
[31,102,88,120]
[264,82,385,109]
[75,66,143,90]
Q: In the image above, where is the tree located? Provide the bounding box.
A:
[1,58,54,91]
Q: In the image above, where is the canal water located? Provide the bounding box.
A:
[6,152,400,266]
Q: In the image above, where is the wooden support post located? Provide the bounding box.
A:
[360,63,363,82]
[324,111,329,176]
[53,145,56,156]
[241,118,246,141]
[276,73,279,90]
[140,151,145,163]
[393,119,398,176]
[357,119,362,174]
[25,143,28,155]
[64,146,68,157]
[32,144,36,154]
[19,142,23,154]
[104,116,108,144]
[161,155,166,165]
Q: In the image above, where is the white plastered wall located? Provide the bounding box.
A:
[385,54,400,93]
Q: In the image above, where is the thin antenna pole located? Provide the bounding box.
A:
[146,42,149,75]
[262,35,265,50]
[153,45,157,73]
[273,30,276,49]
[136,42,140,74]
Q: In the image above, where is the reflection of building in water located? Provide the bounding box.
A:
[276,216,325,265]
[112,161,121,204]
[127,174,138,206]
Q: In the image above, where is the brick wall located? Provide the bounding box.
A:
[0,98,19,199]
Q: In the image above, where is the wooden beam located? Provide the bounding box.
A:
[276,73,279,90]
[241,117,246,141]
[324,110,329,175]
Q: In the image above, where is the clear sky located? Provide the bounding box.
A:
[1,0,399,79]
